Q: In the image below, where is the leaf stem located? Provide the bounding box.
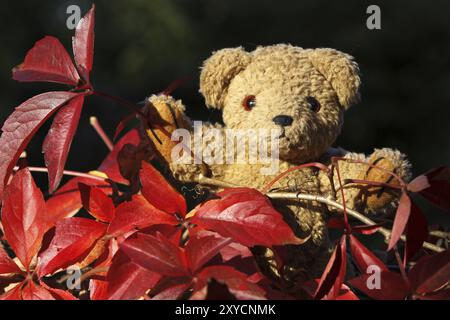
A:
[89,116,113,151]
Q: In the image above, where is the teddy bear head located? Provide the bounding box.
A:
[199,44,361,163]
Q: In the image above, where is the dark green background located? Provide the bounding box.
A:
[0,1,449,214]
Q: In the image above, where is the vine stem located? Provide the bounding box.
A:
[197,175,444,253]
[13,166,107,182]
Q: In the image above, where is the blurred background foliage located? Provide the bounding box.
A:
[0,0,449,221]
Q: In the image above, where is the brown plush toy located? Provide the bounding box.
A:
[143,44,411,284]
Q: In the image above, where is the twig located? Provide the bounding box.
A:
[430,230,450,240]
[75,266,109,288]
[196,175,444,253]
[268,192,444,253]
[90,116,114,151]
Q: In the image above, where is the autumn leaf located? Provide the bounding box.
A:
[388,192,412,251]
[120,232,189,277]
[92,251,160,300]
[349,235,388,273]
[1,168,46,270]
[140,161,187,217]
[45,176,111,227]
[38,217,107,277]
[191,188,307,247]
[0,91,80,200]
[107,195,178,237]
[314,235,347,300]
[192,266,266,300]
[43,95,85,193]
[185,230,233,274]
[404,202,428,264]
[348,271,409,300]
[12,36,80,86]
[408,249,450,295]
[72,4,95,82]
[79,182,115,223]
[408,166,450,212]
[0,245,22,275]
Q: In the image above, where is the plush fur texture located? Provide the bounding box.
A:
[144,44,411,283]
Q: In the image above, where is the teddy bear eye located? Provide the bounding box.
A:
[305,96,321,113]
[242,95,256,111]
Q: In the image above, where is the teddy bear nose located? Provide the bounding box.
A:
[272,115,293,126]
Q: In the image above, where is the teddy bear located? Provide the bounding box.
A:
[141,44,411,285]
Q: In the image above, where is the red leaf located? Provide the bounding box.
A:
[408,250,450,294]
[349,235,388,273]
[38,217,107,277]
[45,176,111,226]
[120,232,188,277]
[409,167,450,212]
[21,281,55,300]
[352,224,382,235]
[302,279,359,300]
[98,129,140,184]
[404,202,428,264]
[328,217,346,229]
[0,283,23,300]
[2,168,46,270]
[388,192,411,251]
[107,195,178,237]
[335,285,359,300]
[79,183,115,223]
[219,241,253,262]
[185,230,233,274]
[94,251,160,300]
[151,281,192,300]
[328,218,381,235]
[0,91,79,199]
[140,162,187,216]
[72,5,95,82]
[193,266,266,300]
[12,36,79,86]
[0,245,21,275]
[314,235,347,300]
[43,95,85,193]
[191,188,306,247]
[348,271,409,300]
[39,281,78,300]
[417,289,450,300]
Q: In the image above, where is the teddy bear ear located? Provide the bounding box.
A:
[307,48,361,109]
[200,47,251,109]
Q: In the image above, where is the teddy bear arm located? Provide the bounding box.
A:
[145,94,212,183]
[320,148,411,215]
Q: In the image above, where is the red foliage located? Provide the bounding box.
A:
[0,5,448,300]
